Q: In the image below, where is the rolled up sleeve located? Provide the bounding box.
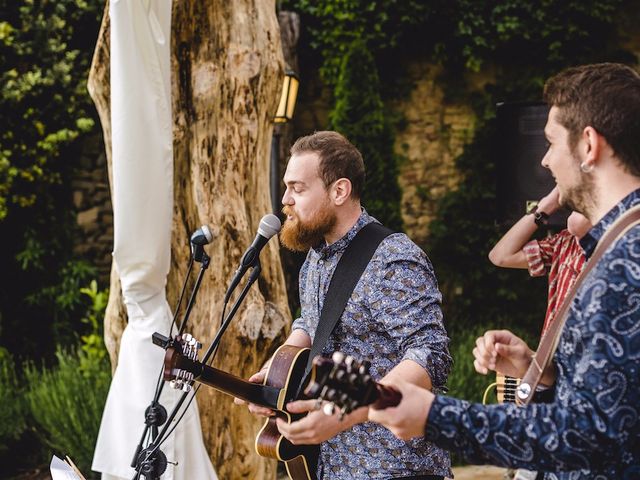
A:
[368,240,452,390]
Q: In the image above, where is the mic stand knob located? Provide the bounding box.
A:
[136,447,168,480]
[144,402,168,439]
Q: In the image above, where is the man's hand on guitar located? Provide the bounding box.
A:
[472,330,534,379]
[275,399,367,445]
[233,367,275,417]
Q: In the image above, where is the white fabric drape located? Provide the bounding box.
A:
[91,1,217,479]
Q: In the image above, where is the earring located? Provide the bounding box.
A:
[580,161,594,173]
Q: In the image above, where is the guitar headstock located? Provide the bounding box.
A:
[163,333,203,392]
[304,352,380,418]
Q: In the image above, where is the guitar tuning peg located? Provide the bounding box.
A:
[338,405,348,420]
[332,352,345,363]
[320,384,330,400]
[183,333,192,342]
[323,402,336,416]
[326,388,338,402]
[360,360,371,373]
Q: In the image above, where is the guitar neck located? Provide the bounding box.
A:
[199,364,282,409]
[496,373,520,403]
[370,383,402,410]
[167,352,282,410]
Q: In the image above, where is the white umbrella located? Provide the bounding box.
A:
[91,1,217,478]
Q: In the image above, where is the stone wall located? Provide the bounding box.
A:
[391,63,477,246]
[72,134,113,284]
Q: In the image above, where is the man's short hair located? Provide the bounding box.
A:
[290,131,365,199]
[543,63,640,177]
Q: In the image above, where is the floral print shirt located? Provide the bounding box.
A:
[425,189,640,479]
[292,210,453,479]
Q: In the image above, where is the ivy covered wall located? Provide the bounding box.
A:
[283,0,640,400]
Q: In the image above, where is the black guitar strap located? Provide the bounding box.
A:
[299,222,393,396]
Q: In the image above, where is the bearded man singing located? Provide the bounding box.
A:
[236,130,452,480]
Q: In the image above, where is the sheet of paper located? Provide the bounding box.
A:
[50,455,83,480]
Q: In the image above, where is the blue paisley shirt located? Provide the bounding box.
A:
[292,210,453,479]
[425,189,640,479]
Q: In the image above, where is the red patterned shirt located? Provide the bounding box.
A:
[523,229,585,334]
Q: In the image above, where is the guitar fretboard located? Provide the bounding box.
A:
[496,374,520,404]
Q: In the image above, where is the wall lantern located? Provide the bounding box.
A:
[274,70,299,123]
[270,70,300,214]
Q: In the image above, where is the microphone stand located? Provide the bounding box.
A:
[130,248,210,480]
[202,260,261,365]
[137,261,262,479]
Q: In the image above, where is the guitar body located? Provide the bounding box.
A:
[162,338,319,480]
[255,345,319,480]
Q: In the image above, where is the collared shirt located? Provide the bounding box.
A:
[292,210,452,479]
[425,189,640,479]
[523,230,586,333]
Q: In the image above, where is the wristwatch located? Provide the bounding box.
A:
[532,208,549,227]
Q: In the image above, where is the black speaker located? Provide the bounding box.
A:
[495,101,568,228]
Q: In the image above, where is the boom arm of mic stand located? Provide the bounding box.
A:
[178,252,210,336]
[202,261,261,365]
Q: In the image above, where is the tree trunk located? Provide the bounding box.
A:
[88,1,289,478]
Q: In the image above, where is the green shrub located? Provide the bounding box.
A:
[21,280,111,474]
[0,0,103,364]
[79,280,109,372]
[330,40,403,231]
[0,348,26,453]
[24,347,110,475]
[446,324,493,404]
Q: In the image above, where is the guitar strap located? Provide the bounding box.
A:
[298,222,393,396]
[516,205,640,405]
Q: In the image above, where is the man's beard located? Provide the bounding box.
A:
[560,157,597,218]
[280,203,337,252]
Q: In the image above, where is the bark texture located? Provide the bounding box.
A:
[88,1,290,478]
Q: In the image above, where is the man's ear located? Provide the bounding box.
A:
[582,126,606,166]
[332,178,352,205]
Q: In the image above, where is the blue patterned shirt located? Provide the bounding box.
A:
[292,210,453,479]
[425,189,640,479]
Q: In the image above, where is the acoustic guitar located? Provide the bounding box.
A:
[159,333,319,480]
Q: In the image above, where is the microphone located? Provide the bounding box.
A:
[224,214,281,303]
[191,225,213,246]
[190,225,213,262]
